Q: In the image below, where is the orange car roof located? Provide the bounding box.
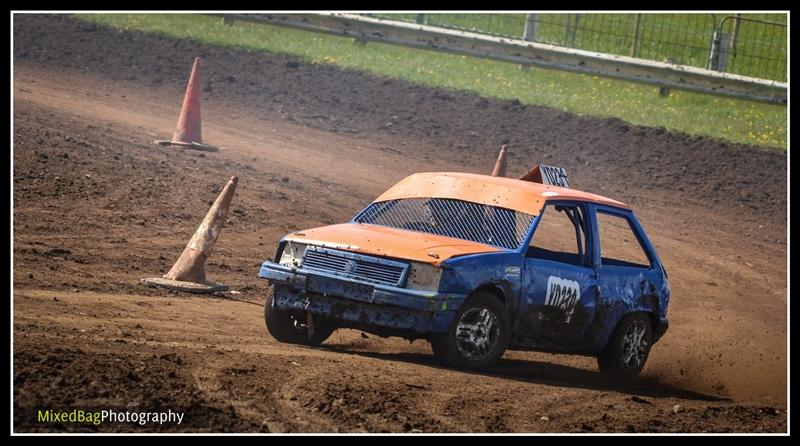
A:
[374,172,629,215]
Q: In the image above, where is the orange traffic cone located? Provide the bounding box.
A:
[155,57,220,152]
[491,145,508,177]
[141,176,238,293]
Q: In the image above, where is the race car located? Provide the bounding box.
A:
[259,166,669,378]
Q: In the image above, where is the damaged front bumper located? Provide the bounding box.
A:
[258,261,466,335]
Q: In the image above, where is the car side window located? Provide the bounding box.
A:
[596,211,651,268]
[526,204,588,266]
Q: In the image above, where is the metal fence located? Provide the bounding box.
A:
[369,13,787,82]
[712,15,787,81]
[220,13,786,103]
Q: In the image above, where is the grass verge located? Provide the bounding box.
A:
[74,13,787,150]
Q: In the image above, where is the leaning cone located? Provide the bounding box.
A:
[141,176,238,293]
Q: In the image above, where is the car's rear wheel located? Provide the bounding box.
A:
[431,291,510,370]
[597,313,652,379]
[264,286,335,346]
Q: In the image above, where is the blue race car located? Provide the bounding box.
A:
[259,167,669,378]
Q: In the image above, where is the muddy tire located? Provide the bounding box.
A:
[431,291,510,371]
[597,313,653,379]
[264,286,335,346]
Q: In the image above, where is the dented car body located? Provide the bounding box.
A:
[260,171,669,375]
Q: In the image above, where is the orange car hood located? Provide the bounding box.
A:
[284,223,501,265]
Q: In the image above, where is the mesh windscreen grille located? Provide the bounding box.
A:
[355,198,535,250]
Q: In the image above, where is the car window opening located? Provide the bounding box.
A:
[596,211,652,269]
[527,204,589,267]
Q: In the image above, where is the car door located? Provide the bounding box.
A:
[592,205,663,344]
[517,201,599,349]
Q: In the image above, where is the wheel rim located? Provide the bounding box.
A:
[289,313,308,334]
[622,319,649,369]
[455,307,500,361]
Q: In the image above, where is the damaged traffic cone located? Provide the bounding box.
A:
[491,145,508,177]
[155,57,220,152]
[141,176,238,293]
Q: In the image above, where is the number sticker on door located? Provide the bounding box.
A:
[545,276,580,322]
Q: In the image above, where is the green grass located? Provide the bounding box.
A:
[74,13,787,150]
[378,13,788,81]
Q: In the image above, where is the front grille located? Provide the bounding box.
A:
[302,246,409,287]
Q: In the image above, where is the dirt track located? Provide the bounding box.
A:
[12,15,787,432]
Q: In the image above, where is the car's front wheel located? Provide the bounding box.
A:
[431,291,510,370]
[264,286,335,346]
[597,313,653,379]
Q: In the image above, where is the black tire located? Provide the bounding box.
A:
[597,313,653,379]
[264,286,335,346]
[431,291,510,371]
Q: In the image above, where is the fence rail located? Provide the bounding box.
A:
[216,13,787,105]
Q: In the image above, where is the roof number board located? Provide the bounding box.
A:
[538,165,569,188]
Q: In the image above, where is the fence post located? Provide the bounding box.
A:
[659,58,676,97]
[630,14,642,57]
[718,32,731,71]
[708,30,718,69]
[730,13,741,55]
[563,14,580,47]
[415,14,426,25]
[571,14,580,47]
[708,31,731,71]
[523,13,539,41]
[708,30,731,72]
